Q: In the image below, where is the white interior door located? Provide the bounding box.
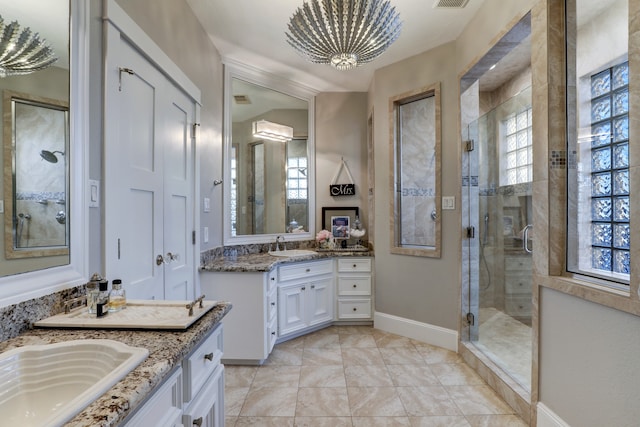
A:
[105,34,195,300]
[163,87,195,300]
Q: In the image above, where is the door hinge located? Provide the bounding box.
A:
[464,139,474,152]
[466,312,475,326]
[192,230,196,245]
[191,123,200,139]
[117,238,121,260]
[118,67,135,91]
[465,226,475,239]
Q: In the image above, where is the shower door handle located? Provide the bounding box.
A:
[523,224,533,254]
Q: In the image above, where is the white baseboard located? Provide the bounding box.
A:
[537,403,571,427]
[373,312,458,352]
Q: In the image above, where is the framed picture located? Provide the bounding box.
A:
[322,207,359,239]
[331,216,350,239]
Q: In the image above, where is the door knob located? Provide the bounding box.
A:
[166,252,179,262]
[156,254,164,266]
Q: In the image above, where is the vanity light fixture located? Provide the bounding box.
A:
[285,0,402,71]
[0,15,58,77]
[252,119,294,142]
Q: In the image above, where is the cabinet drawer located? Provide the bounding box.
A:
[504,256,532,272]
[183,323,223,403]
[123,367,183,427]
[338,298,372,319]
[505,274,531,294]
[278,259,333,282]
[267,287,278,322]
[267,315,278,353]
[338,276,371,296]
[337,258,371,273]
[505,296,531,317]
[182,364,224,427]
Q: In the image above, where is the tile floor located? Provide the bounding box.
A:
[224,325,527,426]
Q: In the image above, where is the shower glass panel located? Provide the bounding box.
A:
[465,87,533,391]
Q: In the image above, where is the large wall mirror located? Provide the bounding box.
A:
[0,0,88,306]
[223,62,316,245]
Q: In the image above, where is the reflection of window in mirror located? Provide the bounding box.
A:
[390,82,441,258]
[286,139,308,232]
[230,143,238,237]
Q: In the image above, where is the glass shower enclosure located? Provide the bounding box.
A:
[462,86,533,391]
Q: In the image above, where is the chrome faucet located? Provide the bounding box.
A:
[275,235,284,251]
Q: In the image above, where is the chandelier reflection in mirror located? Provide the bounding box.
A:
[0,15,58,78]
[286,0,402,71]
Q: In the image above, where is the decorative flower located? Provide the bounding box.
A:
[316,229,332,243]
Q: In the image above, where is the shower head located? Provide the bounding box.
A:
[40,150,65,163]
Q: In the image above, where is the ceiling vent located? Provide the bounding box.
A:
[234,94,251,104]
[433,0,469,8]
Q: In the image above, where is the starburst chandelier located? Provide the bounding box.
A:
[0,15,58,78]
[286,0,402,71]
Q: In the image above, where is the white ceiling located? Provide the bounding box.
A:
[185,0,489,92]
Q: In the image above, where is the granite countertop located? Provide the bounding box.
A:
[0,302,232,427]
[200,249,373,273]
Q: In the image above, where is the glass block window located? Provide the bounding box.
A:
[589,62,629,274]
[287,156,307,200]
[230,145,237,237]
[503,108,533,185]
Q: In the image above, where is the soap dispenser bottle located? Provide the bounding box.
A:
[109,279,126,312]
[86,273,103,315]
[96,280,110,318]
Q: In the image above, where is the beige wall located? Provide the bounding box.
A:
[315,92,369,233]
[370,41,460,329]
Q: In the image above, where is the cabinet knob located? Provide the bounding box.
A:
[272,331,276,335]
[353,264,357,268]
[193,417,203,426]
[271,277,275,281]
[204,352,214,361]
[311,285,315,289]
[353,307,357,311]
[271,302,276,306]
[353,284,357,288]
[301,286,306,291]
[306,268,311,272]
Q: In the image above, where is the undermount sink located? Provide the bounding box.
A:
[0,339,148,427]
[269,249,317,257]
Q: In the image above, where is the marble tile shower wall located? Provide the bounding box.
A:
[15,195,67,247]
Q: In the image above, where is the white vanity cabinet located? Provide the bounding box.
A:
[200,270,277,363]
[123,368,184,427]
[182,323,225,427]
[277,259,334,338]
[123,323,224,427]
[336,258,373,320]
